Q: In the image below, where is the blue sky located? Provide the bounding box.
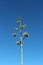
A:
[0,0,43,65]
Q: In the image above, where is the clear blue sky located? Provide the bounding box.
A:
[0,0,43,65]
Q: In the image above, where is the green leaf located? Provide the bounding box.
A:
[14,27,18,31]
[19,24,27,28]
